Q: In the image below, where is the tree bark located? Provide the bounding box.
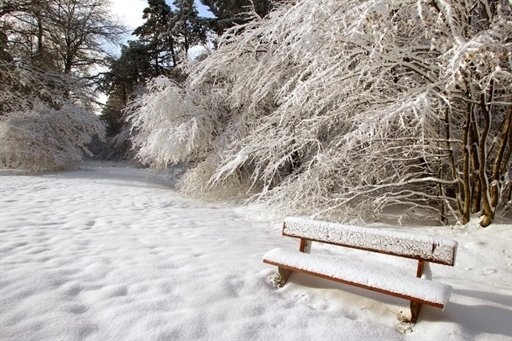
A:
[478,94,493,227]
[490,106,512,207]
[461,105,472,224]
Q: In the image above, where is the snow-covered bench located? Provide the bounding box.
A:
[263,217,458,323]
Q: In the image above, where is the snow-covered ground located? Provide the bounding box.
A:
[1,162,511,340]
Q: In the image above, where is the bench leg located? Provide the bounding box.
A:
[299,239,311,253]
[409,259,426,323]
[272,267,293,288]
[410,301,422,323]
[278,267,293,284]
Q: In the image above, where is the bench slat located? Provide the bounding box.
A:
[263,248,452,308]
[283,217,457,265]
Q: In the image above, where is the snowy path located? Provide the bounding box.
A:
[1,163,511,340]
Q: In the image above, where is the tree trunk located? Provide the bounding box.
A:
[478,94,493,227]
[461,105,472,224]
[469,111,481,214]
[490,106,512,207]
[169,38,177,67]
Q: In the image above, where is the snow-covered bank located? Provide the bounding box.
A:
[1,163,510,340]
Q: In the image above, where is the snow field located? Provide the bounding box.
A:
[1,163,511,340]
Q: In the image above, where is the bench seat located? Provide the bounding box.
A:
[263,248,452,308]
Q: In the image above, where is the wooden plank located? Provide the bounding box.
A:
[265,258,445,308]
[263,258,445,309]
[282,217,457,265]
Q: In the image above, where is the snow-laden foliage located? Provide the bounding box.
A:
[0,106,104,171]
[127,77,216,168]
[129,0,511,225]
[0,62,105,171]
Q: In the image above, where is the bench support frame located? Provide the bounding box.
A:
[275,239,311,287]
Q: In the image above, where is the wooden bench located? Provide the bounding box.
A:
[263,217,458,323]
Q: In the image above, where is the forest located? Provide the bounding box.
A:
[1,0,511,227]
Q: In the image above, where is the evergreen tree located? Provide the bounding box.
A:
[171,0,207,58]
[133,0,178,70]
[200,0,272,34]
[100,41,155,137]
[100,87,127,137]
[99,0,207,144]
[103,41,155,94]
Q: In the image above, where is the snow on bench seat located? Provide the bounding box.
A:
[263,248,452,308]
[283,217,457,265]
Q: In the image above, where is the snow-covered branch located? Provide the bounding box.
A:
[129,0,511,225]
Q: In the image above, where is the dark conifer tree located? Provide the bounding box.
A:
[100,41,155,137]
[133,0,178,70]
[200,0,272,34]
[171,0,207,58]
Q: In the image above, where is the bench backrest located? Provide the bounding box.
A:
[283,217,457,266]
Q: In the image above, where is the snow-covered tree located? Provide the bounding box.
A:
[0,62,105,171]
[0,0,121,171]
[130,0,511,226]
[1,0,124,74]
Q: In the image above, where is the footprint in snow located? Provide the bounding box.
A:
[62,303,88,315]
[482,268,497,276]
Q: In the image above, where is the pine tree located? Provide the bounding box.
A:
[99,0,208,148]
[171,0,207,58]
[200,0,272,34]
[133,0,178,70]
[100,41,155,137]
